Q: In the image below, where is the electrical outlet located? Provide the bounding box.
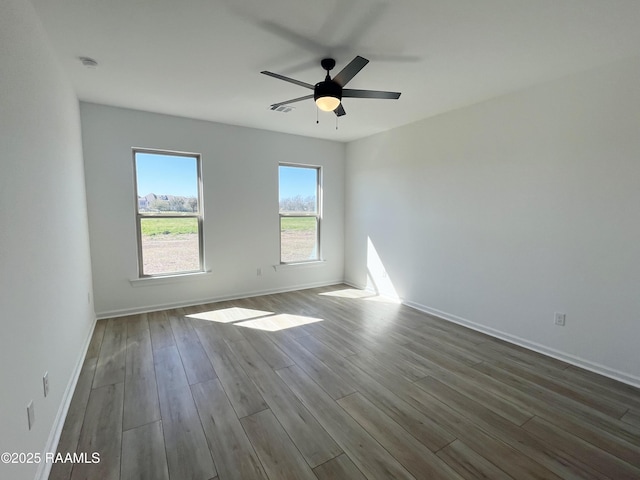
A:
[554,312,566,326]
[43,372,49,397]
[27,400,35,430]
[257,267,262,276]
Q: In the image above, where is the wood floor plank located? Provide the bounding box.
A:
[277,365,415,480]
[478,347,630,418]
[387,346,534,425]
[522,416,640,479]
[158,386,216,480]
[417,312,490,342]
[415,376,609,480]
[148,310,175,350]
[622,410,640,427]
[436,440,514,480]
[412,320,486,351]
[384,336,543,418]
[168,311,200,343]
[361,341,534,426]
[355,349,427,384]
[85,319,106,359]
[313,454,367,480]
[564,365,640,400]
[480,338,570,372]
[269,332,357,400]
[93,317,127,388]
[311,328,360,357]
[170,315,217,385]
[544,367,640,414]
[227,339,342,467]
[312,319,381,352]
[404,335,484,367]
[191,379,268,480]
[121,421,169,480]
[344,351,563,480]
[153,343,216,479]
[329,350,456,451]
[153,345,189,396]
[240,409,317,480]
[235,326,295,370]
[193,325,268,418]
[404,384,563,480]
[71,383,124,480]
[123,317,160,431]
[473,361,640,462]
[49,357,97,480]
[337,392,463,479]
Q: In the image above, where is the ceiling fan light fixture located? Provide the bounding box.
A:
[315,95,341,112]
[314,80,342,112]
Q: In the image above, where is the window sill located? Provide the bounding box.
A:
[129,270,212,287]
[274,260,326,271]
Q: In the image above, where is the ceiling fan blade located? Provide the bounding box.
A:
[334,104,346,117]
[342,89,401,99]
[332,56,369,87]
[260,71,314,90]
[270,94,314,108]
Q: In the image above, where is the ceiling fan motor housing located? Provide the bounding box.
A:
[314,79,342,102]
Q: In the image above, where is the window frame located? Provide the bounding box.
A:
[133,148,205,278]
[278,163,322,264]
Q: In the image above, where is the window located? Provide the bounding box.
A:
[133,149,204,277]
[279,164,321,263]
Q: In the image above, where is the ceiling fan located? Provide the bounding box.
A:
[261,55,401,117]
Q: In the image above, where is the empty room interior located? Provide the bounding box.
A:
[2,0,640,479]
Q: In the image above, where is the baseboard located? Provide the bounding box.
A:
[96,279,345,319]
[35,314,97,480]
[403,299,640,389]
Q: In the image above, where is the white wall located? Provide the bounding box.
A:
[0,1,95,479]
[345,57,640,385]
[80,104,345,317]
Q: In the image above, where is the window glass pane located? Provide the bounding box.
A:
[279,165,317,214]
[136,153,199,215]
[280,216,318,263]
[140,217,200,275]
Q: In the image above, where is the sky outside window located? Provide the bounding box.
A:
[136,152,198,197]
[279,165,317,202]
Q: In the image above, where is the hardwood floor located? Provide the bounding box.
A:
[49,285,640,480]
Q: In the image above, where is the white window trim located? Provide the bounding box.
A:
[278,163,322,264]
[133,148,205,278]
[129,270,213,286]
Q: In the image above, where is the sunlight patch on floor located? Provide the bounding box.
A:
[319,287,400,304]
[186,307,273,324]
[319,288,377,299]
[363,295,401,304]
[236,313,323,332]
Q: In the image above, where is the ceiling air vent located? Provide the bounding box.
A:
[269,105,295,113]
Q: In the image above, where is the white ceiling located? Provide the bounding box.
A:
[29,0,640,142]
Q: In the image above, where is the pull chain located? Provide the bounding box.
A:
[335,115,338,130]
[316,106,319,124]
